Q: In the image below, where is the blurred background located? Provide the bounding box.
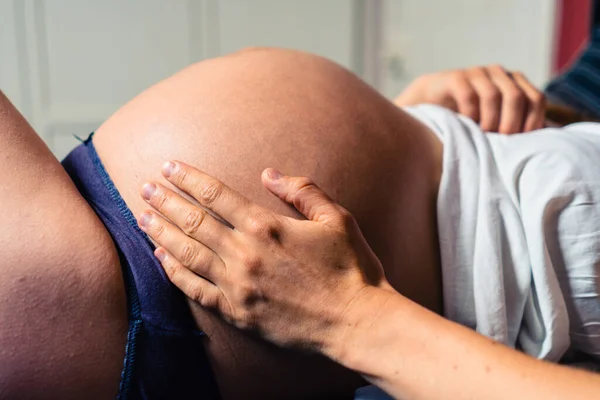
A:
[0,0,588,158]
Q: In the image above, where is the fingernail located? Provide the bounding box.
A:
[142,183,157,200]
[267,169,282,180]
[162,161,176,178]
[155,249,166,262]
[139,212,152,227]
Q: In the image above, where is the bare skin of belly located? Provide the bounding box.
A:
[92,48,443,399]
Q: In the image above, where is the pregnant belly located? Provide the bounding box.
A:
[93,47,442,399]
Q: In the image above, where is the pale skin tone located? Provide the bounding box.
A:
[394,65,546,133]
[140,163,600,400]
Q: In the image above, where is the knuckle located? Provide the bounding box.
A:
[505,88,525,106]
[335,206,357,229]
[449,72,469,90]
[237,284,254,300]
[449,70,466,82]
[247,214,281,242]
[188,284,205,304]
[180,243,199,267]
[195,249,213,267]
[174,167,189,186]
[198,180,223,207]
[154,190,170,210]
[483,87,502,104]
[457,88,478,106]
[236,309,258,330]
[473,65,489,75]
[241,252,263,275]
[291,178,321,209]
[237,283,263,307]
[183,209,206,236]
[165,261,180,281]
[152,221,166,240]
[293,177,316,192]
[511,70,525,80]
[247,216,268,237]
[449,78,476,103]
[199,293,216,309]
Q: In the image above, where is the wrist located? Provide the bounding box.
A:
[325,285,400,368]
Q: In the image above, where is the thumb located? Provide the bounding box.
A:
[262,168,341,224]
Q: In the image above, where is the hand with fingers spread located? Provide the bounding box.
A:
[137,161,392,353]
[394,65,546,134]
[137,163,600,400]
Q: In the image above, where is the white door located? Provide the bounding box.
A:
[0,0,359,159]
[379,0,558,99]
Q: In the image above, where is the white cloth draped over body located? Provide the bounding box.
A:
[405,105,600,362]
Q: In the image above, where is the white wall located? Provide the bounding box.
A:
[381,0,557,98]
[0,0,557,157]
[0,0,358,159]
[218,0,355,67]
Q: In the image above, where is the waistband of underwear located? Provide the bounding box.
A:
[63,134,220,399]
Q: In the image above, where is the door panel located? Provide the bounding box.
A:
[381,0,557,98]
[0,0,359,158]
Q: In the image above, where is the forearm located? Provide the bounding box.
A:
[329,287,600,400]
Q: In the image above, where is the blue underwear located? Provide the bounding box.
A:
[62,134,221,400]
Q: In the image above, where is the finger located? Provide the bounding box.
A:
[511,71,546,131]
[162,161,258,228]
[155,247,224,310]
[262,169,347,225]
[487,65,526,134]
[138,210,225,283]
[467,66,502,132]
[142,182,232,253]
[448,71,480,122]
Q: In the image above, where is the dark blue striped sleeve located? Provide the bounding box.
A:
[545,0,600,119]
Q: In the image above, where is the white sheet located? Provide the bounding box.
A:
[405,104,600,361]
